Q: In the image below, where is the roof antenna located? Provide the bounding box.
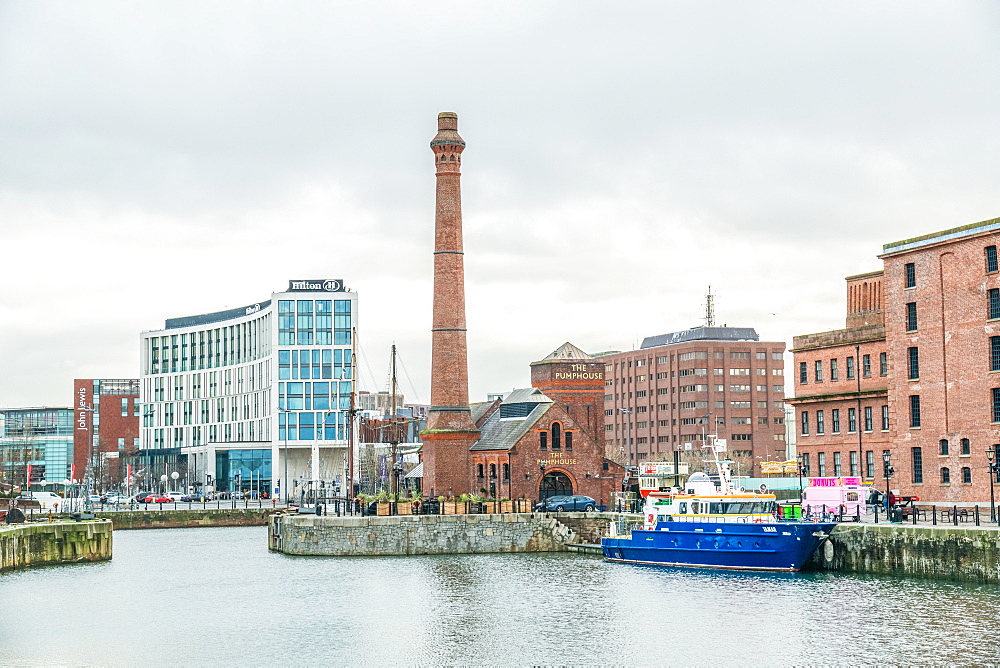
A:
[704,285,716,327]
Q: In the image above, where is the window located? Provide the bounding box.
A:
[799,362,808,384]
[830,359,838,381]
[910,395,921,428]
[773,385,784,393]
[961,438,971,455]
[801,453,811,476]
[866,451,875,478]
[730,368,750,376]
[991,289,1000,320]
[850,451,858,477]
[912,447,923,483]
[801,411,809,435]
[818,452,826,477]
[940,439,950,455]
[862,354,871,378]
[906,302,918,331]
[987,245,998,273]
[993,388,1000,423]
[816,410,825,434]
[771,369,783,376]
[992,337,1000,372]
[881,405,890,431]
[551,422,561,449]
[864,406,873,431]
[729,352,751,360]
[905,262,916,288]
[756,352,766,360]
[565,432,573,450]
[121,398,129,417]
[732,417,751,424]
[540,432,547,449]
[833,452,842,476]
[846,356,856,380]
[831,409,841,433]
[962,467,972,484]
[730,401,751,408]
[503,463,510,480]
[772,352,783,360]
[731,434,752,441]
[941,467,950,484]
[814,361,823,382]
[879,352,888,376]
[477,464,484,479]
[848,407,857,433]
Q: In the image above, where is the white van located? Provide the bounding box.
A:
[17,491,63,510]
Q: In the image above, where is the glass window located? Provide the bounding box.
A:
[939,439,949,455]
[850,451,858,477]
[833,452,841,476]
[814,361,823,382]
[818,452,826,477]
[864,406,873,431]
[993,388,1000,423]
[941,467,950,484]
[816,410,825,434]
[912,447,923,483]
[800,411,809,435]
[121,398,129,417]
[278,300,294,314]
[904,262,916,288]
[830,359,838,381]
[848,407,857,433]
[866,450,875,478]
[879,352,888,376]
[881,405,890,431]
[316,300,332,314]
[961,438,970,455]
[962,467,972,484]
[799,362,808,384]
[987,245,998,273]
[297,300,313,314]
[846,356,855,379]
[910,395,921,428]
[832,409,840,433]
[991,289,1000,320]
[906,302,918,331]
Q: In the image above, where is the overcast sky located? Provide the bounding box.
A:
[1,1,999,407]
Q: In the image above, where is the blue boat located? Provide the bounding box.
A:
[602,446,835,572]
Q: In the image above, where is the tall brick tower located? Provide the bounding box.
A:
[421,112,479,497]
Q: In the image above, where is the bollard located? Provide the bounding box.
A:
[874,505,879,523]
[976,505,980,526]
[932,505,937,525]
[953,505,959,526]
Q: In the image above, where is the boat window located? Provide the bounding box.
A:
[691,501,700,514]
[679,502,688,514]
[709,502,722,514]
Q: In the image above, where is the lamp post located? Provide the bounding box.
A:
[882,450,894,507]
[170,471,179,492]
[855,344,864,481]
[987,447,998,524]
[278,407,291,505]
[796,453,807,502]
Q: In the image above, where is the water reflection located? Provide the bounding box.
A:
[1,527,999,665]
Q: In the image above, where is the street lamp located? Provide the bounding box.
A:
[882,450,894,501]
[278,407,291,505]
[170,471,179,492]
[987,447,998,524]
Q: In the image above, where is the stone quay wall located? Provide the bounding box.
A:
[809,524,1000,583]
[96,508,279,530]
[0,520,113,573]
[269,512,598,556]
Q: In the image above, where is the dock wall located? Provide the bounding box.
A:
[270,512,590,556]
[809,524,1000,583]
[0,520,113,573]
[96,508,278,530]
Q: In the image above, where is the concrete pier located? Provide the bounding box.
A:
[0,520,113,573]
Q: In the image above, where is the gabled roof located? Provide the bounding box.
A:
[539,342,593,361]
[471,388,553,452]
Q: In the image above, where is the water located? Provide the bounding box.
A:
[2,527,1000,666]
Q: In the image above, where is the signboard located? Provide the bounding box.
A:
[713,439,728,452]
[287,279,345,292]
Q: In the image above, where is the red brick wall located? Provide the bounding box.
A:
[882,230,1000,502]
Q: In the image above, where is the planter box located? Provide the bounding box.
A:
[376,503,391,516]
[500,501,513,513]
[396,503,412,515]
[481,501,498,514]
[443,502,470,515]
[514,499,533,513]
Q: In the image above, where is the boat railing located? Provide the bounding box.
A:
[611,517,643,536]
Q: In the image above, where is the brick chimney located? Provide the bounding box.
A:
[421,112,479,497]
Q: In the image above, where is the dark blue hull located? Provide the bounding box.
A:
[601,521,836,572]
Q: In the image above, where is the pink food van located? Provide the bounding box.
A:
[800,477,865,517]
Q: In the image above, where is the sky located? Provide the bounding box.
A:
[1,1,999,407]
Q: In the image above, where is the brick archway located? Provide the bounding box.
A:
[539,469,575,500]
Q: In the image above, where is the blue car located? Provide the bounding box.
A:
[534,495,597,512]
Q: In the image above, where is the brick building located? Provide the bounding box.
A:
[597,327,788,474]
[73,379,140,490]
[469,343,624,505]
[788,273,892,484]
[791,216,1000,502]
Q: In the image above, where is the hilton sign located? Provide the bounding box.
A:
[288,279,345,292]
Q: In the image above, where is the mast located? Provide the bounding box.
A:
[389,343,399,498]
[348,325,356,501]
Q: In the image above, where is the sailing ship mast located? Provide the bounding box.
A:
[389,343,399,498]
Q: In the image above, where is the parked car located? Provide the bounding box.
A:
[534,495,597,512]
[166,492,185,502]
[181,493,205,502]
[147,494,171,503]
[134,492,155,503]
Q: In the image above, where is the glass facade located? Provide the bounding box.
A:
[215,449,271,493]
[0,409,74,485]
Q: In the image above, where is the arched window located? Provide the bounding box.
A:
[961,438,971,455]
[940,439,949,455]
[940,467,950,484]
[489,464,497,479]
[551,422,561,449]
[962,467,972,484]
[477,464,484,479]
[565,432,573,450]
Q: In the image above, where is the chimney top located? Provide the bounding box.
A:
[431,112,465,148]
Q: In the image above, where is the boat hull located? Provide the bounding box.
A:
[601,521,837,572]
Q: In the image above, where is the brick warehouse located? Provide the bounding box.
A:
[597,327,788,473]
[469,343,625,506]
[73,379,140,489]
[791,216,1000,503]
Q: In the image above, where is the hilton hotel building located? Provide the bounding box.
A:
[139,279,357,498]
